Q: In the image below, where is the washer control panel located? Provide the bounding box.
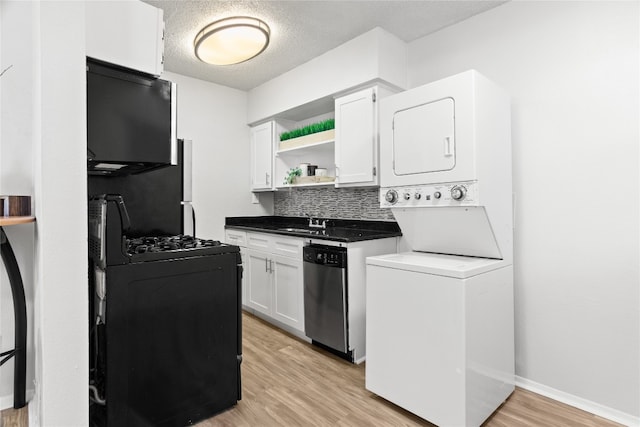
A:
[379,182,479,208]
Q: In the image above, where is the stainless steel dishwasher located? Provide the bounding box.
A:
[303,244,350,358]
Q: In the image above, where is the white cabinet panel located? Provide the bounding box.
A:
[335,87,376,186]
[225,229,248,305]
[247,232,271,250]
[225,229,247,247]
[272,235,303,258]
[86,1,164,76]
[272,255,304,330]
[246,249,271,315]
[243,232,305,333]
[250,122,274,191]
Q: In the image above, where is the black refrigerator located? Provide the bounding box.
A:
[87,139,194,237]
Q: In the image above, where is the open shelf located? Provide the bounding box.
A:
[276,180,336,190]
[276,139,334,156]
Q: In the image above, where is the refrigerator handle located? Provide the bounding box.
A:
[192,206,196,237]
[182,202,196,237]
[236,257,243,401]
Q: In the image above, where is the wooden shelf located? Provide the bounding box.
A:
[276,181,336,190]
[0,216,35,226]
[276,139,334,155]
[276,183,335,189]
[277,129,335,152]
[277,175,336,189]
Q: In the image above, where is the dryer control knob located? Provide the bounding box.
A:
[434,191,442,199]
[385,190,398,204]
[451,185,467,201]
[403,193,411,200]
[414,193,422,200]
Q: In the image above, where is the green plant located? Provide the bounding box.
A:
[284,167,302,185]
[279,118,335,141]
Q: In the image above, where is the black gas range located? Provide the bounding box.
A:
[88,195,242,427]
[125,234,229,262]
[89,194,237,266]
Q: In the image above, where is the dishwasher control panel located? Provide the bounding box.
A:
[303,244,347,267]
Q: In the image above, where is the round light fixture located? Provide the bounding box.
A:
[194,16,270,66]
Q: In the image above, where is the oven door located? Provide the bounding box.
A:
[95,253,240,427]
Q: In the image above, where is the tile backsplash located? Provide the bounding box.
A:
[274,187,395,221]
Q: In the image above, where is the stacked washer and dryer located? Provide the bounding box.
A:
[365,70,515,426]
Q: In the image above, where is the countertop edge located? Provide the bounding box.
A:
[225,224,401,243]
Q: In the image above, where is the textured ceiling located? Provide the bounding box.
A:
[143,1,506,91]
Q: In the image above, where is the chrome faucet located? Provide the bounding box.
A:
[304,213,326,229]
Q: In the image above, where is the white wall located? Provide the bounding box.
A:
[33,2,88,425]
[408,1,639,422]
[0,0,37,409]
[247,27,407,124]
[162,71,273,240]
[1,1,88,425]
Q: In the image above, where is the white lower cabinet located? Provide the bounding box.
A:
[225,229,248,306]
[271,254,304,328]
[245,249,272,314]
[227,227,399,358]
[241,231,305,333]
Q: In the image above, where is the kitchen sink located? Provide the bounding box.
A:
[278,227,324,234]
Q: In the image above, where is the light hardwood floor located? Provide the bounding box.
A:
[1,311,624,426]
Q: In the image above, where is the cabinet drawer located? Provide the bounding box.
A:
[246,231,304,258]
[247,232,272,251]
[271,235,304,258]
[225,229,247,247]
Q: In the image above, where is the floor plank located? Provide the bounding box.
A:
[0,406,27,427]
[1,311,625,426]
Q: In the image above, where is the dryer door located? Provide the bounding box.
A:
[393,98,455,176]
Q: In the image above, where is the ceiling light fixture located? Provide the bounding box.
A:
[194,16,270,66]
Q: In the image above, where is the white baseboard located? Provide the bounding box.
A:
[0,389,35,411]
[516,376,640,427]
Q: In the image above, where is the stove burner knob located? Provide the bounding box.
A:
[434,191,442,199]
[414,193,421,200]
[451,185,467,201]
[403,193,411,200]
[384,190,398,204]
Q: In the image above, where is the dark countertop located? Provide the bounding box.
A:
[225,216,401,243]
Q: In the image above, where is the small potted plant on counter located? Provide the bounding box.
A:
[284,167,302,185]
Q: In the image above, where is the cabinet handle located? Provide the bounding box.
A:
[265,258,274,273]
[265,172,270,185]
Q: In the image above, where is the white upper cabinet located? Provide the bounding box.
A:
[86,1,164,76]
[250,122,274,191]
[251,121,291,191]
[335,87,377,187]
[334,86,396,187]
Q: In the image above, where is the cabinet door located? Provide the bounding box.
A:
[271,255,305,332]
[250,122,274,191]
[86,1,164,76]
[335,87,377,186]
[245,249,272,315]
